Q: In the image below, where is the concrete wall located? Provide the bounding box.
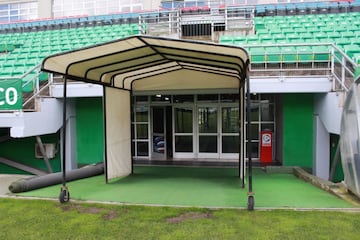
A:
[38,0,52,19]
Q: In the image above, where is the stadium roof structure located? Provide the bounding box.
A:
[41,35,249,91]
[41,36,252,207]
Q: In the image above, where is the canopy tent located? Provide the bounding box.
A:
[41,35,250,192]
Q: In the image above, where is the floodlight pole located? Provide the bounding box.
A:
[59,76,70,203]
[246,74,255,210]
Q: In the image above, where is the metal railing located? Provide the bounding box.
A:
[0,64,50,112]
[245,42,359,92]
[139,5,254,39]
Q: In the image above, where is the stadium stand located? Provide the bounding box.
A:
[0,1,359,106]
[220,11,360,65]
[0,21,141,93]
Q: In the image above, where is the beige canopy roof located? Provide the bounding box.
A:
[41,35,250,182]
[41,35,249,91]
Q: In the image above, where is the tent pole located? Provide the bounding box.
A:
[246,75,255,210]
[239,85,245,187]
[59,76,70,203]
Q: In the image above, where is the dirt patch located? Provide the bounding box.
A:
[102,210,119,220]
[59,203,80,212]
[59,203,122,221]
[165,211,213,224]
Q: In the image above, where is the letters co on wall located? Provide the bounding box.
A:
[0,79,22,110]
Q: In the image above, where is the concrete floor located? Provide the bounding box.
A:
[0,174,31,196]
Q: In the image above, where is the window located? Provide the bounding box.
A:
[245,94,275,159]
[0,2,38,23]
[53,0,143,17]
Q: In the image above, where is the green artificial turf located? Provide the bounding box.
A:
[18,166,354,208]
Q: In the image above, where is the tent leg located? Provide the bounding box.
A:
[60,77,70,203]
[246,76,254,211]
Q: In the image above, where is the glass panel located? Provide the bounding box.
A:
[261,123,274,132]
[135,106,148,122]
[137,142,149,156]
[222,136,239,153]
[135,95,148,102]
[151,94,171,103]
[173,95,194,103]
[261,102,274,121]
[175,136,193,152]
[175,107,193,133]
[246,142,259,158]
[197,94,218,102]
[220,94,239,103]
[222,107,239,133]
[136,124,148,139]
[152,108,164,133]
[198,107,217,133]
[153,136,165,153]
[199,136,217,153]
[246,124,259,140]
[249,102,259,121]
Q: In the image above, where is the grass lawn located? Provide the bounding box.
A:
[1,198,360,240]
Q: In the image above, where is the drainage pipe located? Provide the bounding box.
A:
[8,163,104,193]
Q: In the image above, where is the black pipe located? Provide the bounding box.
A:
[9,163,104,193]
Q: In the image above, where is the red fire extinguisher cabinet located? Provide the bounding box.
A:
[260,131,273,164]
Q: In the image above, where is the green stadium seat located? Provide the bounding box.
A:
[256,29,268,35]
[300,32,312,39]
[266,26,280,33]
[259,34,272,42]
[353,53,360,64]
[290,39,306,44]
[297,46,313,62]
[275,39,289,44]
[22,74,35,93]
[281,46,297,62]
[249,47,266,63]
[0,68,13,78]
[272,33,286,41]
[219,35,233,45]
[282,28,294,35]
[265,47,282,63]
[335,38,352,48]
[319,26,335,33]
[313,32,328,41]
[286,33,300,41]
[353,30,360,37]
[294,27,307,34]
[246,35,259,44]
[343,45,360,59]
[306,27,319,34]
[341,31,355,39]
[232,36,246,46]
[350,37,360,45]
[313,46,330,61]
[327,32,341,41]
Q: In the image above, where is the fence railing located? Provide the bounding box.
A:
[245,43,358,92]
[0,43,358,113]
[0,63,50,112]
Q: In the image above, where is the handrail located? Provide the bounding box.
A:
[243,42,359,92]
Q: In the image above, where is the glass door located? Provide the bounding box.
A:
[151,107,166,160]
[173,106,194,158]
[221,106,240,159]
[197,105,219,158]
